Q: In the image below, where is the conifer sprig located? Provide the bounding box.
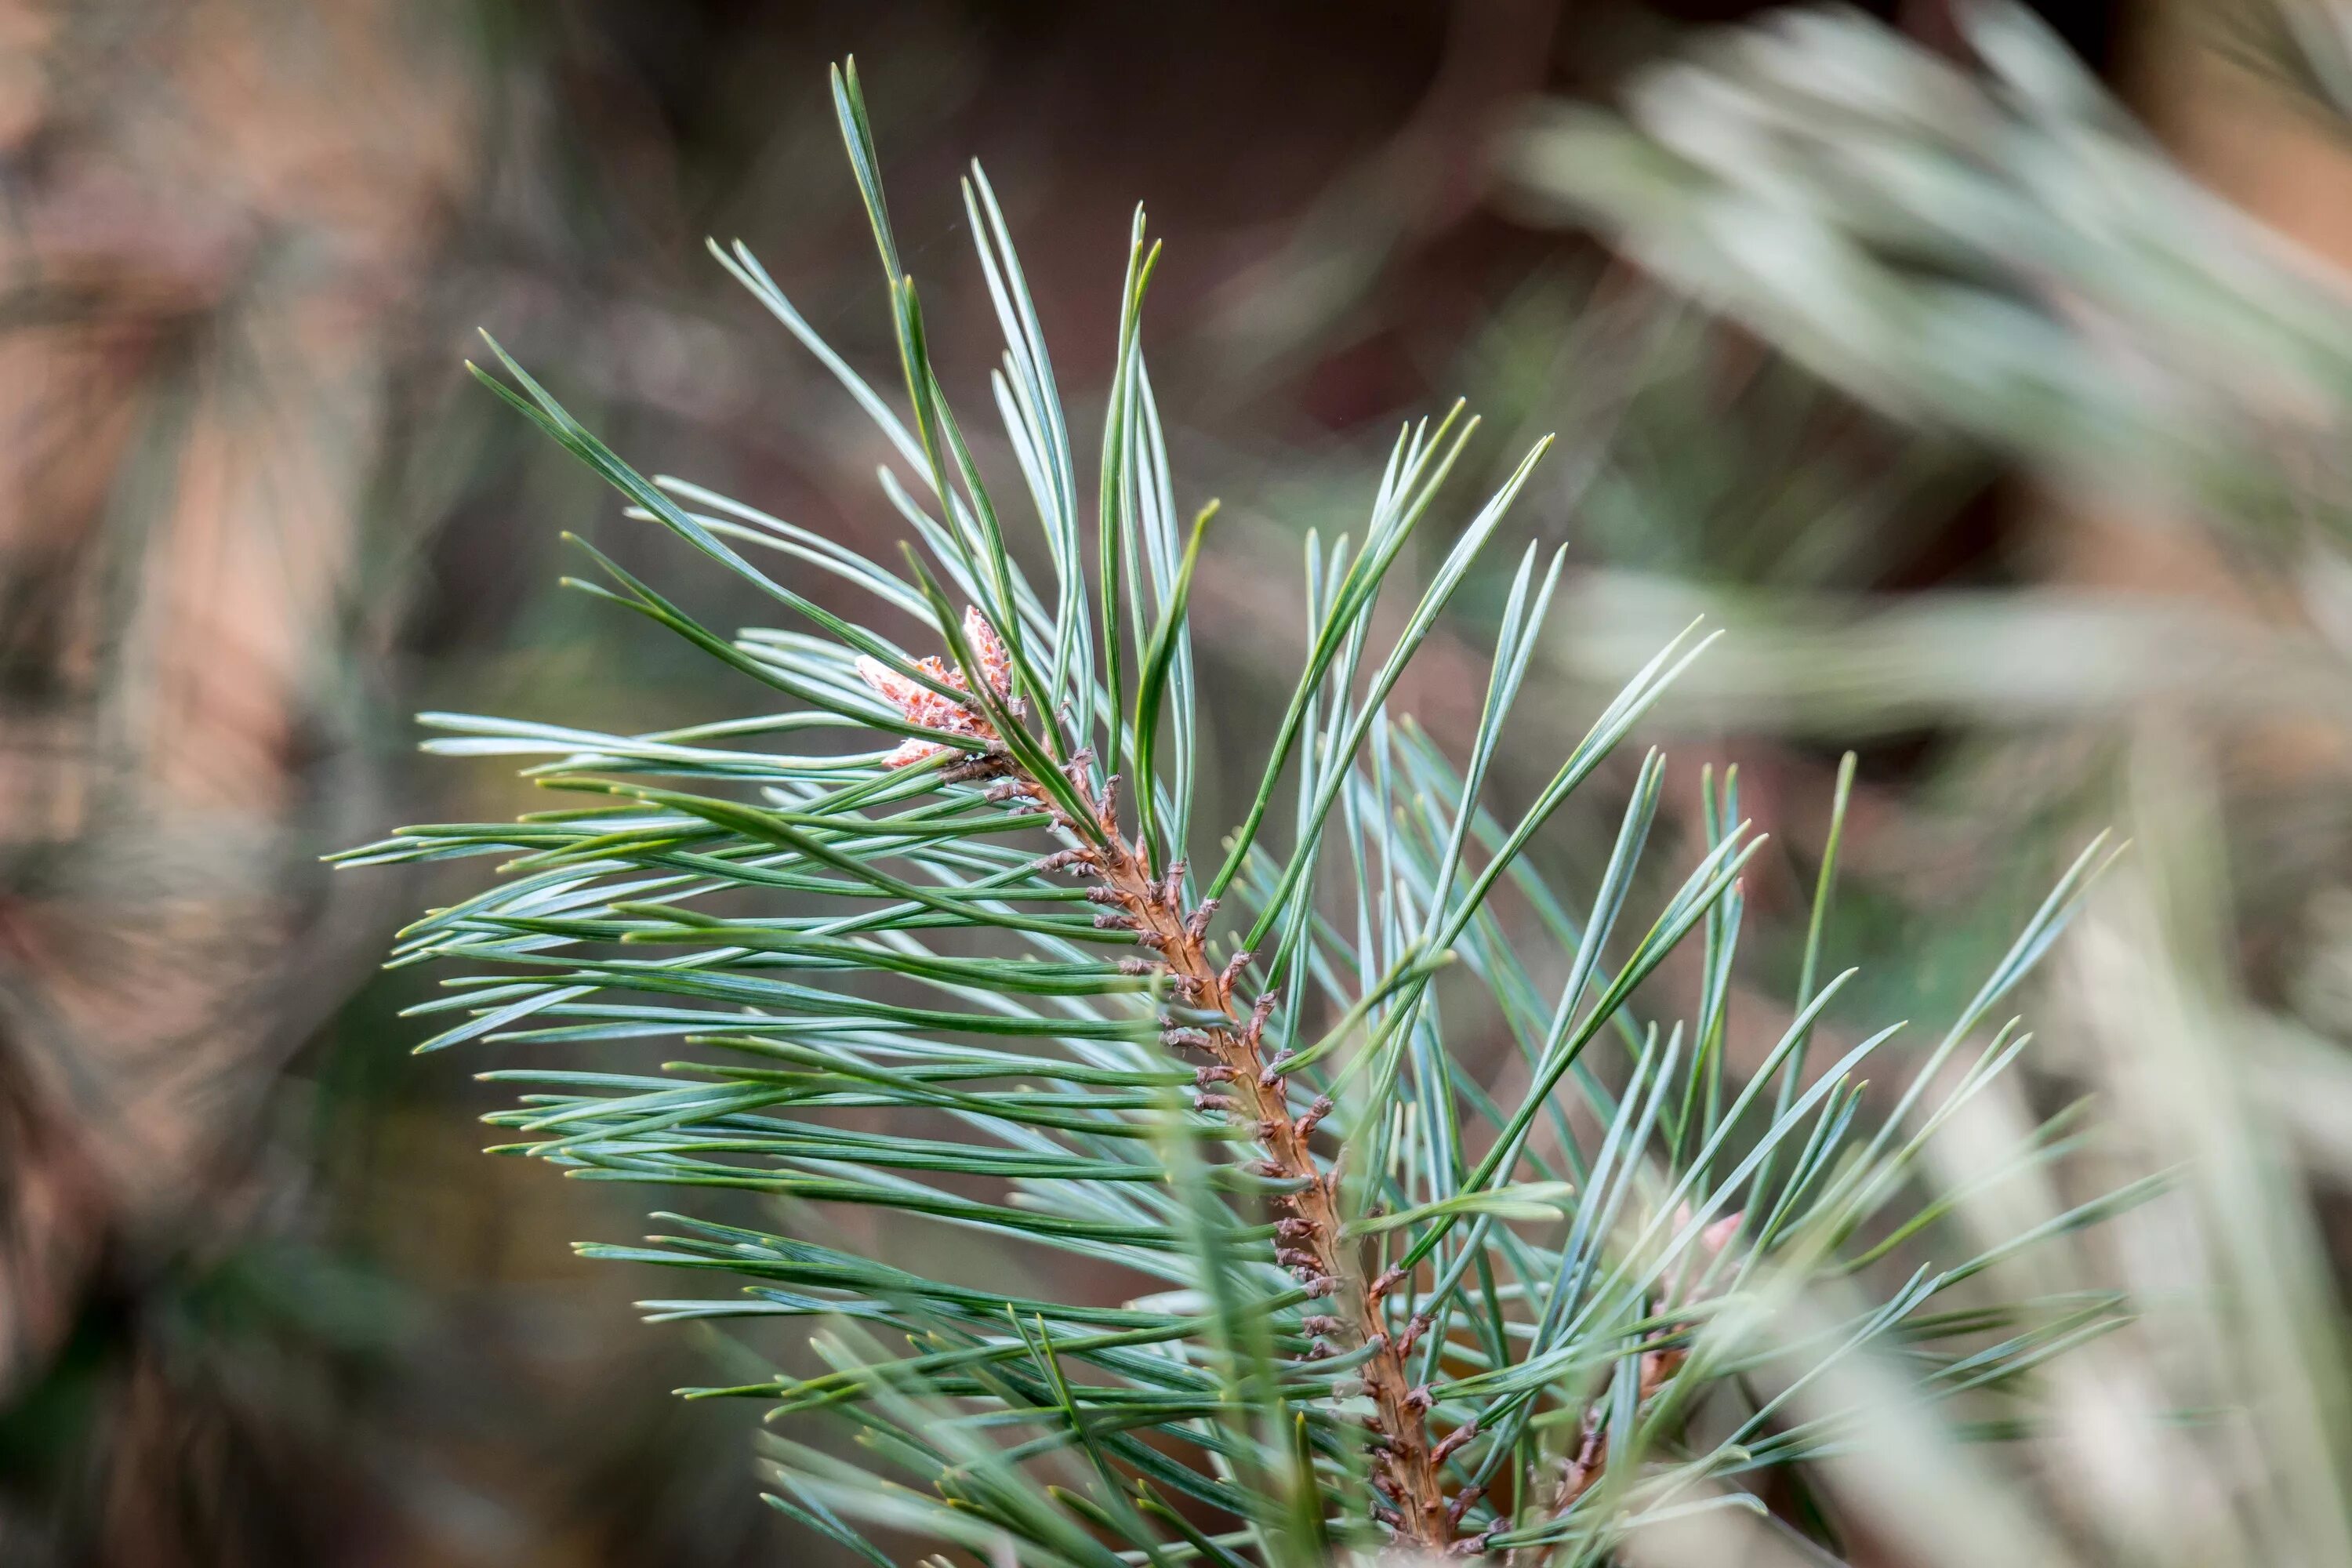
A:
[349,57,2134,1564]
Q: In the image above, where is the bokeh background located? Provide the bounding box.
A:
[8,1,2352,1563]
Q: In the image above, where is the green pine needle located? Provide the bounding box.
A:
[361,50,2132,1566]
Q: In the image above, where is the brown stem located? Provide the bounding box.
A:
[1504,1319,1690,1566]
[1031,772,1453,1552]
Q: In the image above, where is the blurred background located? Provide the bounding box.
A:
[8,0,2352,1563]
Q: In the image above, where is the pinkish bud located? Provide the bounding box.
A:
[960,606,1015,699]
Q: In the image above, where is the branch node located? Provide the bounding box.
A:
[1431,1419,1478,1465]
[1183,896,1219,941]
[1444,1523,1494,1555]
[1243,988,1279,1044]
[1294,1094,1334,1138]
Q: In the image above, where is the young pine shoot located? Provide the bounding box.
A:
[347,60,2132,1567]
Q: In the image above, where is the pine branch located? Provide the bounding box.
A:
[851,590,1461,1545]
[356,47,2144,1566]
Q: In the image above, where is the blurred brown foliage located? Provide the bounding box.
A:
[0,3,1601,1562]
[13,0,2338,1565]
